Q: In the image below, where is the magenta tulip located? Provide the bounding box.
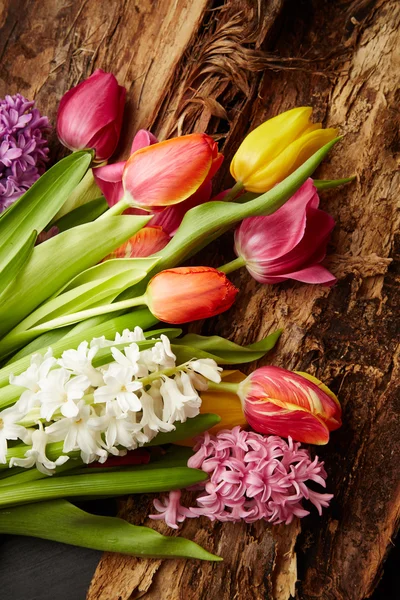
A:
[57,69,126,161]
[234,178,336,285]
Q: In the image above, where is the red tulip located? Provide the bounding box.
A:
[146,266,238,324]
[234,179,336,285]
[238,366,342,445]
[57,70,126,162]
[122,133,222,208]
[103,226,170,260]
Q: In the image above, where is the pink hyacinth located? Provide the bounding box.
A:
[150,427,333,527]
[234,178,336,286]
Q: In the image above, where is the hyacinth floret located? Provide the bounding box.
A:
[0,94,50,211]
[150,426,333,527]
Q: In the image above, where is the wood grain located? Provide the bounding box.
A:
[1,1,399,599]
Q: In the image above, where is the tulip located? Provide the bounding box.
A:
[237,366,342,445]
[230,106,338,193]
[146,266,238,324]
[222,178,336,285]
[34,266,238,330]
[102,226,170,260]
[57,69,126,162]
[122,133,223,208]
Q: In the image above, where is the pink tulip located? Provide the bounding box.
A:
[122,133,222,208]
[57,69,126,161]
[238,366,342,445]
[234,178,336,285]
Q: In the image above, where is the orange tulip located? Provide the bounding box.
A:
[103,226,170,260]
[122,133,223,208]
[238,366,341,445]
[146,266,238,324]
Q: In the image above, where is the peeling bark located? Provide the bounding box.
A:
[0,1,399,599]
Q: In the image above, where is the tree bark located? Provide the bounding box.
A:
[0,1,399,599]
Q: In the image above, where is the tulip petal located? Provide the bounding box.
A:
[122,134,216,207]
[235,178,317,263]
[93,161,125,206]
[243,127,338,192]
[231,107,313,185]
[273,264,336,286]
[295,371,341,429]
[103,226,170,260]
[244,401,330,445]
[130,130,158,153]
[149,180,212,236]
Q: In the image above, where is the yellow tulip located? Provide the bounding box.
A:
[176,370,247,447]
[230,107,338,193]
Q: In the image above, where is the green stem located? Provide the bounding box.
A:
[31,294,148,332]
[0,458,82,488]
[218,255,246,275]
[0,466,207,508]
[221,181,245,203]
[207,381,240,395]
[98,195,132,219]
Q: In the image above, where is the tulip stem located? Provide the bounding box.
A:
[222,181,245,203]
[98,196,132,219]
[207,381,240,395]
[30,295,148,332]
[218,256,246,275]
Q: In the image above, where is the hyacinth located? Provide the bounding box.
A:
[2,327,222,474]
[150,426,333,527]
[0,94,50,212]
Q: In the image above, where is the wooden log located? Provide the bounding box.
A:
[0,1,399,599]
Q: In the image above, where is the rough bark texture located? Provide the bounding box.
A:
[0,1,399,599]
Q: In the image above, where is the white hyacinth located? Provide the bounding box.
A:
[1,327,222,474]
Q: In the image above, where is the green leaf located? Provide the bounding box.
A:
[53,168,103,220]
[0,499,221,560]
[172,330,282,364]
[0,230,37,296]
[52,197,108,232]
[0,215,151,341]
[0,466,207,508]
[313,176,355,190]
[0,151,92,273]
[6,327,76,363]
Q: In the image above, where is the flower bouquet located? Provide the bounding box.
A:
[0,70,352,561]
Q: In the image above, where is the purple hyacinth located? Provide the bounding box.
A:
[0,94,50,212]
[150,427,333,528]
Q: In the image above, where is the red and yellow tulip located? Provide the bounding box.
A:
[237,365,341,445]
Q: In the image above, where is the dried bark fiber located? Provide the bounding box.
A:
[0,1,399,599]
